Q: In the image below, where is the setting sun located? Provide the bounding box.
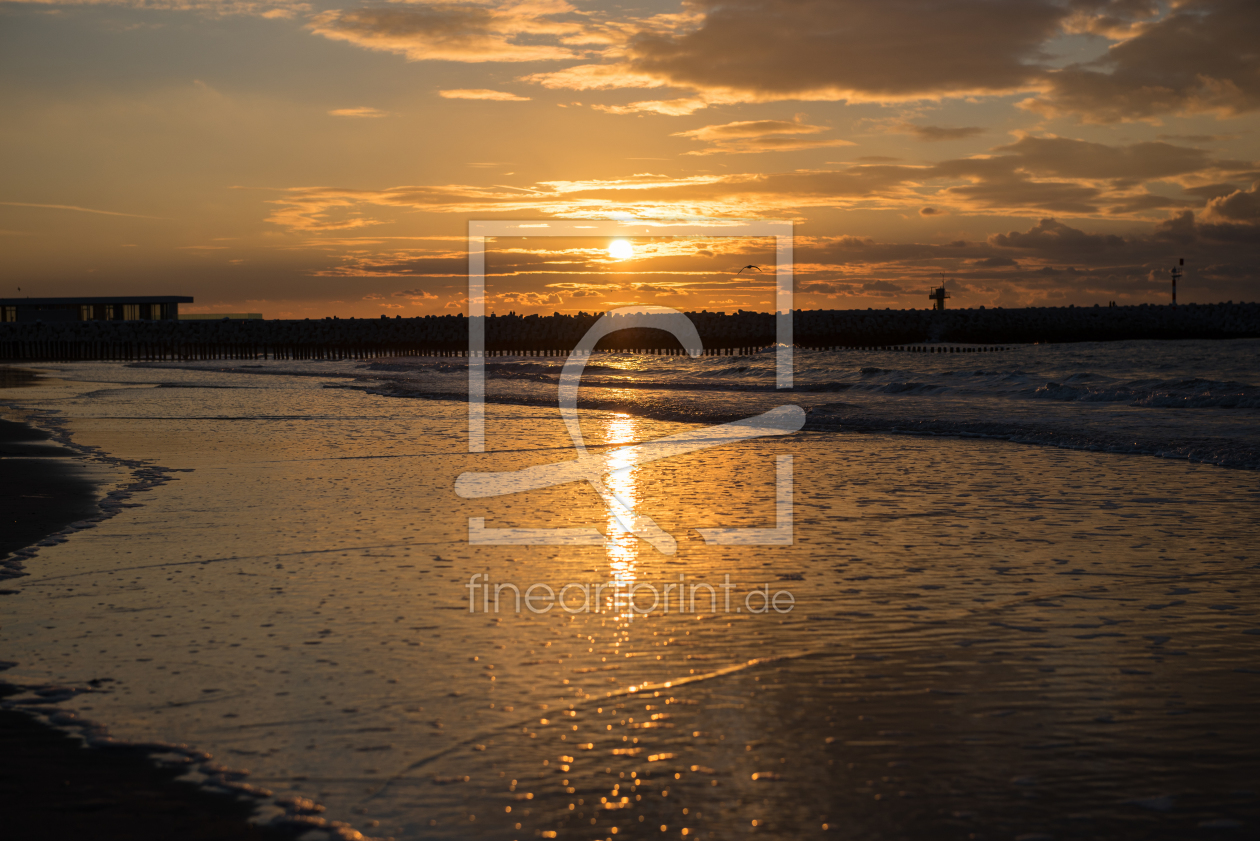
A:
[608,240,634,260]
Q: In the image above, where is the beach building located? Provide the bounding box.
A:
[0,295,192,323]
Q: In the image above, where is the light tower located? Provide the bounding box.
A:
[928,275,951,311]
[1171,258,1183,306]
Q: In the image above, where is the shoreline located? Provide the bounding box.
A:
[0,371,299,840]
[0,416,101,579]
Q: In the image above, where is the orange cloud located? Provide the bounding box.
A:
[439,89,531,101]
[672,117,855,155]
[265,136,1254,231]
[328,107,390,117]
[592,97,710,116]
[309,0,589,63]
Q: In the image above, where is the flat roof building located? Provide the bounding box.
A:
[0,296,193,324]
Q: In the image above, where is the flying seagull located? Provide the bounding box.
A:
[737,265,763,273]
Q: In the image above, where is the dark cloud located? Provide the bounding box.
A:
[1206,180,1260,222]
[1104,194,1199,215]
[1151,183,1260,245]
[1029,0,1260,121]
[1157,133,1239,143]
[800,281,848,294]
[500,290,563,307]
[919,207,943,216]
[1154,210,1198,245]
[990,135,1213,180]
[1183,183,1247,201]
[988,218,1128,252]
[392,288,438,299]
[626,0,1066,101]
[897,124,986,141]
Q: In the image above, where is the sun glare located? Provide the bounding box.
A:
[608,239,634,260]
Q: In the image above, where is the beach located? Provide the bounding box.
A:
[1,349,1258,840]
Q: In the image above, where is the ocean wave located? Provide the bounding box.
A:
[878,382,945,395]
[1031,377,1260,408]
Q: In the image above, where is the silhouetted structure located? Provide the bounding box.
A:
[928,282,950,311]
[0,296,192,324]
[1171,258,1184,306]
[2,303,1258,362]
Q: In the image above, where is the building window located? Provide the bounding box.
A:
[2,306,15,322]
[123,304,140,320]
[149,303,163,320]
[103,305,115,320]
[80,305,94,321]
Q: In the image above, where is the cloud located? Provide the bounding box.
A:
[1154,210,1199,245]
[511,0,1260,125]
[309,0,588,63]
[1205,180,1260,222]
[440,89,530,101]
[894,123,986,141]
[592,97,710,116]
[328,107,390,117]
[521,63,667,91]
[672,116,854,155]
[673,118,828,142]
[621,0,1066,103]
[689,137,857,155]
[499,290,563,306]
[799,281,847,295]
[989,135,1214,180]
[393,288,439,300]
[988,218,1128,252]
[919,206,943,216]
[1026,0,1260,122]
[265,135,1253,231]
[5,0,309,15]
[1157,133,1239,143]
[0,200,158,219]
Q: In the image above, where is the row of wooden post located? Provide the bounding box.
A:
[1,341,1007,362]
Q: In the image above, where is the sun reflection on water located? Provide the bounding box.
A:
[603,413,639,621]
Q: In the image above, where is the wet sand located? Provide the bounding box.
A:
[1,371,295,840]
[0,416,101,577]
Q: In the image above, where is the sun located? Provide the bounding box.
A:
[608,239,634,260]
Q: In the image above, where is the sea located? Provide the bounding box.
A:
[2,337,1258,840]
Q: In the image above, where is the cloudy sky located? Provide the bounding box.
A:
[1,0,1257,316]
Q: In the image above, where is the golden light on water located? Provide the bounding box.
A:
[603,413,639,620]
[608,240,634,260]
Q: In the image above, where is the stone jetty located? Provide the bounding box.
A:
[1,302,1256,362]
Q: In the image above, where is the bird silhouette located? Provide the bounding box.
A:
[736,265,763,273]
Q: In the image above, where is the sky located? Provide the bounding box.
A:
[0,0,1257,317]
